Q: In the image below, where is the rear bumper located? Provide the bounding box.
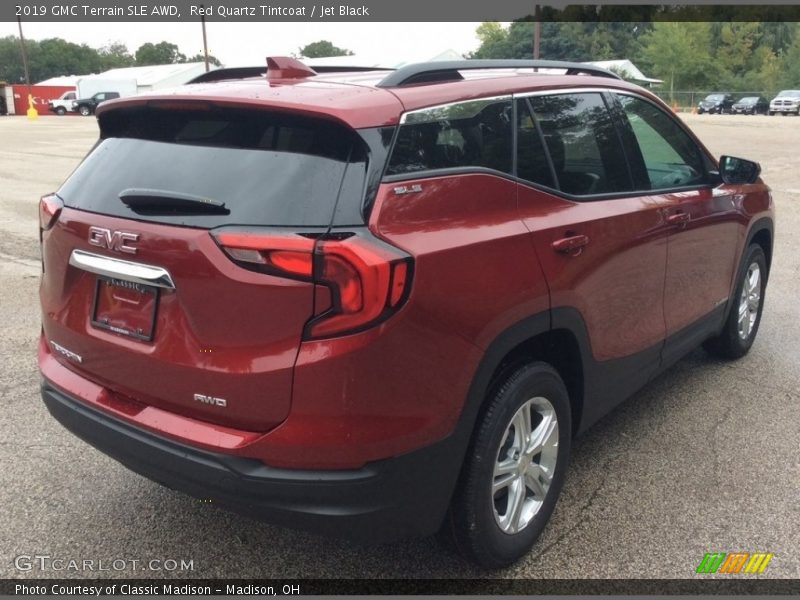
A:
[41,380,461,543]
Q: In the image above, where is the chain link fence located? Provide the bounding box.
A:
[650,91,771,113]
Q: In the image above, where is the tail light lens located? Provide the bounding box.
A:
[213,229,413,339]
[211,231,316,280]
[39,194,63,234]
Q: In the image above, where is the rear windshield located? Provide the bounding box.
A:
[58,107,368,228]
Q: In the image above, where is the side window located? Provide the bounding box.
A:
[529,93,632,196]
[386,97,512,176]
[515,99,555,188]
[616,94,708,190]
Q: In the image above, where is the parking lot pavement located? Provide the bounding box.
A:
[0,115,797,580]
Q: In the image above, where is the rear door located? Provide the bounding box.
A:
[515,92,669,423]
[41,105,369,431]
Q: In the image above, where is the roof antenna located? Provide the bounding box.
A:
[266,56,317,80]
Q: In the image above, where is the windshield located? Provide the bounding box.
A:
[778,90,800,98]
[705,95,724,101]
[739,97,758,104]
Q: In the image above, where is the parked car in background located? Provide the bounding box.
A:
[71,91,120,116]
[769,90,800,115]
[39,57,774,568]
[731,96,769,115]
[697,93,735,114]
[48,91,77,115]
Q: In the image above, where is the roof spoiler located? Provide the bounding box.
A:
[376,59,623,88]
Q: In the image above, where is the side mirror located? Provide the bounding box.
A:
[719,155,761,185]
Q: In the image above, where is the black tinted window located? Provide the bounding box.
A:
[616,94,708,190]
[386,98,512,176]
[59,108,367,228]
[516,99,555,188]
[529,93,632,196]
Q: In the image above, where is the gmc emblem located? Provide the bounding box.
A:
[88,226,139,254]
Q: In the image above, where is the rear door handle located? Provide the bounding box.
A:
[552,234,590,254]
[667,211,690,225]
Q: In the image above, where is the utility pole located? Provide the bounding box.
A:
[200,5,210,72]
[16,16,37,119]
[533,4,541,60]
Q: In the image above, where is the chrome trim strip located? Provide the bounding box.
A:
[69,249,175,290]
[399,94,512,125]
[513,86,615,99]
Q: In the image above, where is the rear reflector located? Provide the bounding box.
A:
[39,194,63,233]
[212,228,412,339]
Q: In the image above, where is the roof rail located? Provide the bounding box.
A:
[187,67,265,84]
[187,63,395,85]
[376,60,622,88]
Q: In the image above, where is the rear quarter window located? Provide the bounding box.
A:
[386,97,513,176]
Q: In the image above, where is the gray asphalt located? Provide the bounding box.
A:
[0,114,797,579]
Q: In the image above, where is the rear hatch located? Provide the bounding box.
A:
[40,103,370,431]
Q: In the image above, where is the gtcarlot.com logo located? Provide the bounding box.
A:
[696,552,773,574]
[14,554,195,572]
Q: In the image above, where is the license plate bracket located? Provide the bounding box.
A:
[91,276,159,342]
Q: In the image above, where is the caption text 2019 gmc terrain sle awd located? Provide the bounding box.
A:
[39,57,774,568]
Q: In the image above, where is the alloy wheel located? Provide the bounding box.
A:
[738,262,761,340]
[492,397,559,534]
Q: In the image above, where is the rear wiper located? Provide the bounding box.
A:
[119,188,229,215]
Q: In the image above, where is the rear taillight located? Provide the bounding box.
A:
[39,194,63,234]
[213,229,413,339]
[211,231,316,280]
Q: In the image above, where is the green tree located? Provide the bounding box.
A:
[757,22,797,55]
[742,46,782,95]
[470,20,652,62]
[715,22,760,78]
[640,22,719,99]
[298,40,353,58]
[779,35,800,90]
[0,35,28,83]
[33,38,100,80]
[98,42,135,70]
[475,22,507,48]
[186,53,222,67]
[135,41,186,65]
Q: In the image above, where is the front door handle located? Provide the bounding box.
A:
[552,234,590,255]
[667,211,690,226]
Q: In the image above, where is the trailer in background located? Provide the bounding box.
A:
[75,78,137,102]
[8,85,76,115]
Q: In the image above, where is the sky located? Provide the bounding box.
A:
[0,22,485,66]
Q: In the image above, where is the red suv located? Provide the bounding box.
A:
[39,58,774,567]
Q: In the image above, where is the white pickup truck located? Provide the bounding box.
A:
[48,91,77,115]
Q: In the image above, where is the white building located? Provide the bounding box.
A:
[583,59,663,87]
[76,62,210,95]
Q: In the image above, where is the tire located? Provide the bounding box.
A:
[444,362,572,568]
[55,106,66,115]
[79,105,91,116]
[703,244,767,359]
[769,111,774,116]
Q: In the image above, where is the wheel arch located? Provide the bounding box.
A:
[747,218,773,277]
[457,309,591,445]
